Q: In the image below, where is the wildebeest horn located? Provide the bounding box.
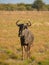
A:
[16,20,20,26]
[26,21,31,26]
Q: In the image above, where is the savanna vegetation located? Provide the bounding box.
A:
[0,0,49,65]
[0,0,49,11]
[0,11,49,65]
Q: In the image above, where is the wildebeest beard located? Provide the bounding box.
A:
[18,24,28,46]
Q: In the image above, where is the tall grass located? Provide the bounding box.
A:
[0,11,49,65]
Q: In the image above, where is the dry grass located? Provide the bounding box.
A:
[0,11,49,65]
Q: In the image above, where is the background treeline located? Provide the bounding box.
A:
[0,4,33,11]
[0,0,49,11]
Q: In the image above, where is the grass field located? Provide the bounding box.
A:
[0,11,49,65]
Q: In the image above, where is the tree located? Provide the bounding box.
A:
[25,4,33,10]
[46,5,49,11]
[32,0,45,11]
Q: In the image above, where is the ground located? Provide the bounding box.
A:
[0,11,49,65]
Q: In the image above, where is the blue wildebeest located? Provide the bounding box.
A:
[16,20,34,59]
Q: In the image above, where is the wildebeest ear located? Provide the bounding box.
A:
[16,20,20,26]
[26,21,31,26]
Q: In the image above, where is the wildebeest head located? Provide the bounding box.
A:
[16,20,31,37]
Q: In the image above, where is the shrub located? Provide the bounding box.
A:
[38,61,42,65]
[9,53,18,59]
[30,56,35,61]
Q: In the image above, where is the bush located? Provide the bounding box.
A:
[38,61,42,65]
[9,53,18,59]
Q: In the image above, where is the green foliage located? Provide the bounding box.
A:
[6,50,13,55]
[38,61,42,65]
[0,4,32,11]
[42,60,49,65]
[46,5,49,11]
[32,0,45,11]
[25,4,33,10]
[5,49,18,59]
[30,56,35,61]
[23,60,31,65]
[17,5,26,11]
[37,60,49,65]
[0,3,49,11]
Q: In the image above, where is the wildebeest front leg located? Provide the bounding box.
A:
[21,46,24,60]
[27,45,30,59]
[27,45,29,59]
